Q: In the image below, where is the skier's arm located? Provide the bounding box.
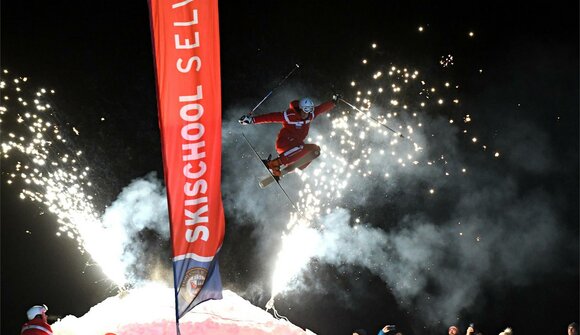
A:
[313,100,337,117]
[239,111,286,125]
[252,111,286,124]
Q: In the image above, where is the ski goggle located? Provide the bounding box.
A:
[301,106,314,114]
[27,304,48,320]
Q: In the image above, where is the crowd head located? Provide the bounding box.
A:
[569,323,578,335]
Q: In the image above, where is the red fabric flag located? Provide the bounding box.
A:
[148,0,225,318]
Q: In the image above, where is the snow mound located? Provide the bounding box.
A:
[52,282,315,335]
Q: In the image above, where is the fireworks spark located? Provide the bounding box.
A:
[1,70,129,286]
[440,54,454,67]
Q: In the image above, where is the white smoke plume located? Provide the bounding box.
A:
[99,172,171,284]
[218,83,568,327]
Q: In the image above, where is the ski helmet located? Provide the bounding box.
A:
[26,304,48,320]
[299,97,315,114]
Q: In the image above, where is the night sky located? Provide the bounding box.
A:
[2,1,578,335]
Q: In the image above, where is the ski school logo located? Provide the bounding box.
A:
[179,267,208,302]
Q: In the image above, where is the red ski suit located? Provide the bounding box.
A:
[20,318,53,335]
[253,100,336,167]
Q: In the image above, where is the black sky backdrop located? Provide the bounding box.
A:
[1,1,578,334]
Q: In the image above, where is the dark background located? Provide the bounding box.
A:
[2,1,578,334]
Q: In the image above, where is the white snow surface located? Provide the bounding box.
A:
[51,282,315,335]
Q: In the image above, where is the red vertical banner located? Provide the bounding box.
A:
[148,0,225,318]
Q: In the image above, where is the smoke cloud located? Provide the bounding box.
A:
[98,172,171,284]
[103,83,569,328]
[218,85,568,327]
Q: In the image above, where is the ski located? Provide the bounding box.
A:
[241,132,302,214]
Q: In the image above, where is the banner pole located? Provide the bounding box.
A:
[173,261,181,335]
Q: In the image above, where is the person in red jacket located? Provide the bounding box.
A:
[21,304,53,335]
[239,94,340,177]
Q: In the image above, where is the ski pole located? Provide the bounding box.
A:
[339,98,405,138]
[250,64,300,115]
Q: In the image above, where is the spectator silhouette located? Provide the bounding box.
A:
[498,327,513,335]
[378,324,401,335]
[569,323,578,335]
[21,304,53,335]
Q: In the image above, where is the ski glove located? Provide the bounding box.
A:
[332,93,342,103]
[238,114,254,125]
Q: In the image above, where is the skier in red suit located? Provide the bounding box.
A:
[21,304,53,335]
[239,94,340,177]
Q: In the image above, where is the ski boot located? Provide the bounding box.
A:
[262,154,282,180]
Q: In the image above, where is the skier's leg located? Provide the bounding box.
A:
[278,143,320,168]
[265,136,297,177]
[297,144,320,170]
